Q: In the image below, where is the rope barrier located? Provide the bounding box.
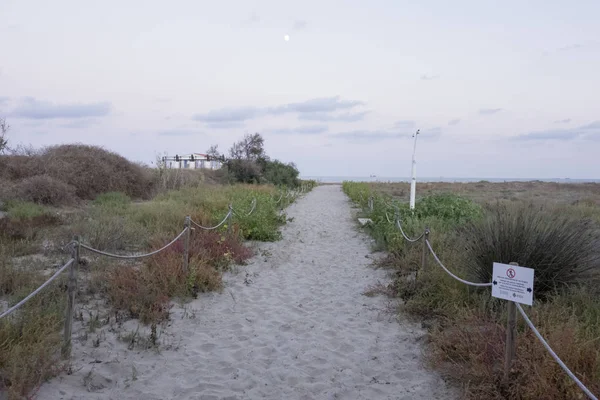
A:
[190,210,232,230]
[0,259,74,319]
[516,304,598,400]
[246,198,257,216]
[79,227,188,259]
[385,212,394,224]
[396,219,425,242]
[425,239,493,287]
[352,190,596,397]
[274,193,283,204]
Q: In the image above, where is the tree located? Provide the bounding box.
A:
[206,144,221,160]
[228,133,266,161]
[0,117,9,154]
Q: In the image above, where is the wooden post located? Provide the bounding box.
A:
[421,227,430,271]
[183,216,191,273]
[504,261,519,380]
[63,236,79,358]
[227,204,233,234]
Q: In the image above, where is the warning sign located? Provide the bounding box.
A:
[491,262,534,306]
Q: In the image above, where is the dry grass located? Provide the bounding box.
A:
[344,180,600,399]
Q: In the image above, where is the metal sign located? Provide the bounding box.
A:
[491,262,535,306]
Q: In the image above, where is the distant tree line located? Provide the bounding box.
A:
[207,133,300,187]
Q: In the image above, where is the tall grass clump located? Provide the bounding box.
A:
[461,203,600,298]
[0,251,67,399]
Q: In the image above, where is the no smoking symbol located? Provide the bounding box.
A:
[507,268,516,279]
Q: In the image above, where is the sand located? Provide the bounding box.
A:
[37,185,455,400]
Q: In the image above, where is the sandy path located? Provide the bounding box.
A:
[38,185,454,400]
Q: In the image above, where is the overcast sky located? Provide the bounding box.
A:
[1,0,599,178]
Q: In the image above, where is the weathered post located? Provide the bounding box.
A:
[183,216,191,273]
[63,236,79,358]
[227,204,233,234]
[504,261,519,380]
[421,227,430,271]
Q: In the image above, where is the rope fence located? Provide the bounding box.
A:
[356,193,598,400]
[0,186,311,362]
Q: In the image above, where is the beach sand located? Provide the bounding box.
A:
[37,185,455,400]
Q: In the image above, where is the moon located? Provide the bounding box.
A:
[284,34,290,41]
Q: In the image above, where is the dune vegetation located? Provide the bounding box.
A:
[0,133,315,399]
[343,180,600,400]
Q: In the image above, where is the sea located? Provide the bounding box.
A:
[301,176,600,184]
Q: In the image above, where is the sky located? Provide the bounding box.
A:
[1,0,599,179]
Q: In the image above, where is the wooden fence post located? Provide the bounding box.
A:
[62,236,79,358]
[183,216,191,273]
[504,261,519,380]
[421,227,430,271]
[227,204,233,234]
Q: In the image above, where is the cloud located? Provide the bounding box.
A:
[60,119,99,129]
[293,20,307,30]
[271,96,364,114]
[9,97,111,119]
[298,111,369,122]
[331,130,407,143]
[420,127,443,138]
[479,108,503,115]
[193,96,364,124]
[394,120,416,129]
[0,96,9,106]
[420,74,440,81]
[206,121,245,129]
[516,121,600,141]
[448,119,461,126]
[554,118,571,124]
[580,121,600,130]
[269,125,328,135]
[243,13,260,25]
[158,129,205,137]
[558,44,584,52]
[193,107,261,123]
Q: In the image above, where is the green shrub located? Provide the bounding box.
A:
[263,160,299,187]
[93,192,131,209]
[413,194,482,223]
[461,202,600,298]
[6,201,49,220]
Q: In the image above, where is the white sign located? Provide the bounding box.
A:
[491,262,535,306]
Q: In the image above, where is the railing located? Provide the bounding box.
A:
[357,195,598,400]
[0,186,312,362]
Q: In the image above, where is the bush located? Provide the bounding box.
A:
[13,175,78,206]
[93,192,131,209]
[226,159,263,184]
[6,201,49,220]
[263,160,299,187]
[414,194,482,223]
[39,144,153,199]
[461,203,600,298]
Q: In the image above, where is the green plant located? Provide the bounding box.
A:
[461,202,600,298]
[6,201,49,220]
[93,192,131,209]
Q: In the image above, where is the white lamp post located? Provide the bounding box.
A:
[409,129,420,210]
